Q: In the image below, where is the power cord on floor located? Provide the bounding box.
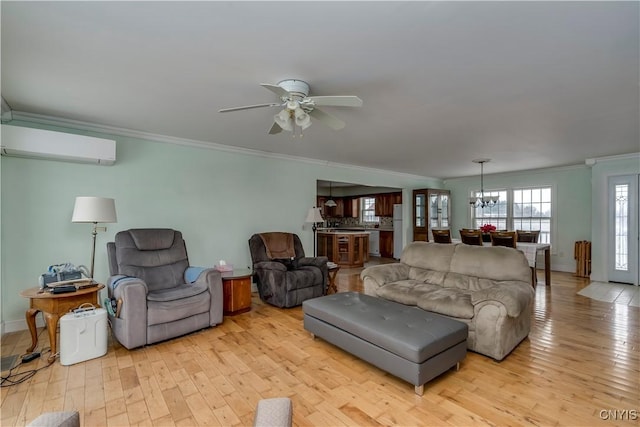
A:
[1,327,54,387]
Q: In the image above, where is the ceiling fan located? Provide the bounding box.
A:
[218,79,363,135]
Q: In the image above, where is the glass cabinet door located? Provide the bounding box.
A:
[415,193,425,228]
[440,193,449,228]
[413,189,451,242]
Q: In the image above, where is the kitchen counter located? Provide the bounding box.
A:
[317,231,369,268]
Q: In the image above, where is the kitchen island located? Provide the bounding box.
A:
[317,231,369,268]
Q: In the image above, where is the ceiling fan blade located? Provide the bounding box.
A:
[268,122,282,134]
[309,108,346,130]
[260,83,290,98]
[307,96,363,107]
[218,103,280,113]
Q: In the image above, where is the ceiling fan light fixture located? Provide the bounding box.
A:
[274,109,293,131]
[325,199,337,207]
[294,108,311,130]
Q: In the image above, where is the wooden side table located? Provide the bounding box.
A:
[20,284,104,363]
[220,268,253,315]
[327,265,340,294]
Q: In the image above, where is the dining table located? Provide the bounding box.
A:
[451,239,551,286]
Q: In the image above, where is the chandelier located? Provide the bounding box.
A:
[468,159,499,208]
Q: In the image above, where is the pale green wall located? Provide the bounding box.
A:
[0,122,440,331]
[444,165,593,272]
[589,154,640,282]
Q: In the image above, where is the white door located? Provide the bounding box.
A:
[608,175,639,285]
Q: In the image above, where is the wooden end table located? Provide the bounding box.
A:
[220,268,253,315]
[20,284,104,363]
[327,265,340,294]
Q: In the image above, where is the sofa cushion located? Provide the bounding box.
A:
[376,281,442,305]
[400,242,456,272]
[450,244,531,282]
[416,288,474,319]
[147,292,211,326]
[146,281,209,302]
[377,281,474,319]
[408,267,446,286]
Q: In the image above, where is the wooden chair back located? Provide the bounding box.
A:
[490,231,517,248]
[432,229,452,243]
[459,229,483,246]
[516,230,540,243]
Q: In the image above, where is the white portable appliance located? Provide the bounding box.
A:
[59,305,108,365]
[393,204,403,258]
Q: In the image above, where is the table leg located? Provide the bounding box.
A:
[25,308,39,353]
[43,312,60,363]
[544,248,551,286]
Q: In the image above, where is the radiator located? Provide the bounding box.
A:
[574,240,591,278]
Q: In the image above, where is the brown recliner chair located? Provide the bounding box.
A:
[106,228,223,349]
[249,232,328,308]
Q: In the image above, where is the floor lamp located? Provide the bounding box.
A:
[305,206,325,257]
[72,196,118,279]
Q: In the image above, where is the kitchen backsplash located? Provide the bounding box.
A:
[327,216,393,228]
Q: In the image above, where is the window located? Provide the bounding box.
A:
[471,186,553,244]
[361,197,379,223]
[513,187,551,244]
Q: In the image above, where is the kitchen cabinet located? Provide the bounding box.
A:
[318,231,369,268]
[374,192,402,217]
[413,189,450,242]
[379,230,394,258]
[344,197,359,218]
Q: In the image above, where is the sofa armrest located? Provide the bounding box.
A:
[191,267,224,326]
[297,256,328,269]
[255,261,287,272]
[360,263,409,295]
[471,281,533,317]
[107,275,148,349]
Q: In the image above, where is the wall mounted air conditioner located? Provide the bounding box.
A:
[1,124,116,165]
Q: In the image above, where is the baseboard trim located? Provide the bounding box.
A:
[2,316,45,335]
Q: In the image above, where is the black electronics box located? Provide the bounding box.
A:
[51,285,77,294]
[41,271,82,286]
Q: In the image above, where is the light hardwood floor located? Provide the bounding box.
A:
[2,262,639,426]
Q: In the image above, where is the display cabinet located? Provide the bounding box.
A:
[413,189,450,241]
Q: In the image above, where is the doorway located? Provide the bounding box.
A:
[608,174,639,285]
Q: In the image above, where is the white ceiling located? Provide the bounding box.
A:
[2,1,638,179]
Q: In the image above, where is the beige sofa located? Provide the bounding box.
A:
[361,242,534,360]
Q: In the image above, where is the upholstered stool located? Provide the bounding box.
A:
[303,292,468,395]
[253,397,293,427]
[27,411,80,427]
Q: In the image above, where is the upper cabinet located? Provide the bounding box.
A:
[344,197,359,218]
[374,192,402,217]
[413,189,450,241]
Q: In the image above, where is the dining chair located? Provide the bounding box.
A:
[459,229,483,246]
[516,230,540,243]
[516,230,541,285]
[432,229,452,243]
[490,231,517,248]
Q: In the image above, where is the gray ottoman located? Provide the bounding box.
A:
[303,292,468,395]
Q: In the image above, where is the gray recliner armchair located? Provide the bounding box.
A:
[249,232,328,308]
[106,228,223,349]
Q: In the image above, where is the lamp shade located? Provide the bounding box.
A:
[305,207,325,223]
[274,109,294,131]
[72,197,117,223]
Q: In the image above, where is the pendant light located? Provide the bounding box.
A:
[468,159,499,208]
[325,182,337,207]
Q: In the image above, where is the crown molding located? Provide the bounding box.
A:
[9,111,438,182]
